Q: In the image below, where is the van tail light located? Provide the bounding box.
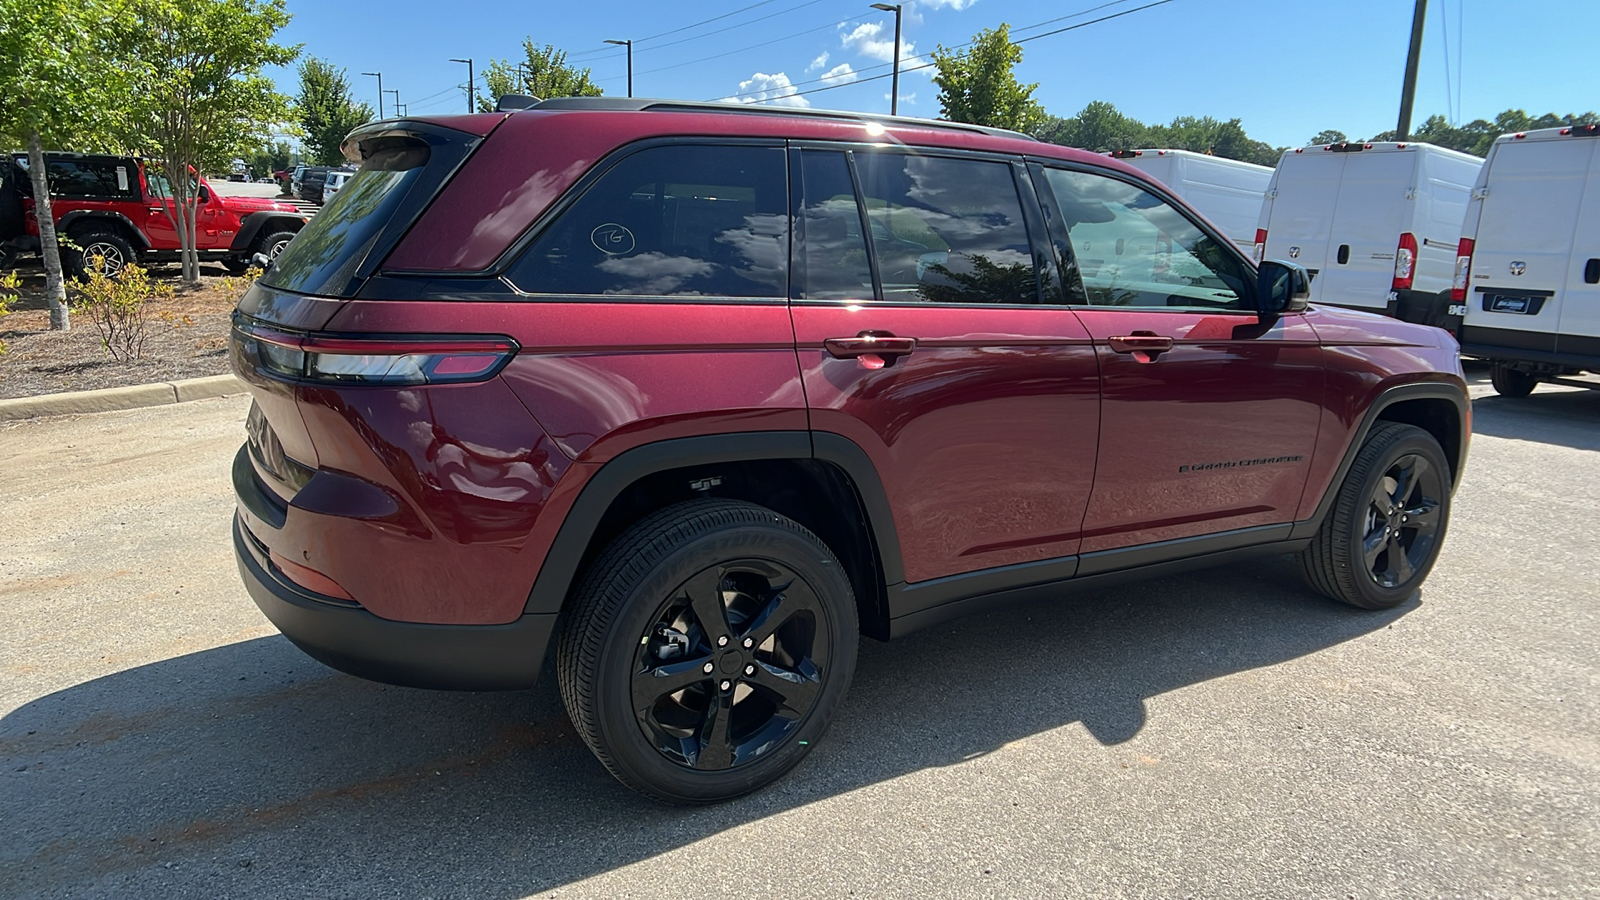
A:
[1392,232,1417,291]
[234,318,518,385]
[1451,238,1475,302]
[1253,228,1267,265]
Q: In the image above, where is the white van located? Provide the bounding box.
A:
[1455,124,1600,396]
[1107,149,1272,254]
[1255,141,1482,329]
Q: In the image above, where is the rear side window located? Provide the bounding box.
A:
[506,145,788,298]
[14,157,136,199]
[853,152,1037,304]
[797,150,873,300]
[262,139,430,297]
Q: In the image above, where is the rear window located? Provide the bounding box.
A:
[262,139,430,297]
[13,156,137,200]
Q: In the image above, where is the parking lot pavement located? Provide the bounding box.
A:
[2,373,1597,899]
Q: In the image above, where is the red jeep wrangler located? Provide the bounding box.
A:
[1,152,307,276]
[229,100,1469,803]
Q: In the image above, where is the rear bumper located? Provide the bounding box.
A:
[233,514,555,691]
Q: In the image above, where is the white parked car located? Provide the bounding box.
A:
[1107,149,1272,255]
[322,169,354,202]
[1455,124,1600,396]
[1255,141,1481,329]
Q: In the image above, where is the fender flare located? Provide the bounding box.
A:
[1288,381,1469,541]
[57,211,150,250]
[230,210,304,253]
[521,430,904,616]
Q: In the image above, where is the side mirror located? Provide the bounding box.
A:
[250,251,273,272]
[198,185,211,203]
[1258,259,1311,314]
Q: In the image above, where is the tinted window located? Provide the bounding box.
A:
[1043,168,1252,310]
[797,151,872,300]
[15,157,136,199]
[854,152,1037,304]
[507,145,787,298]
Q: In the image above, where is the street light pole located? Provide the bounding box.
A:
[605,39,633,98]
[870,4,902,116]
[362,71,384,118]
[450,58,475,112]
[384,89,400,118]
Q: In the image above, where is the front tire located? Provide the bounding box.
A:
[557,500,859,804]
[1299,422,1451,610]
[1490,363,1539,398]
[257,230,297,263]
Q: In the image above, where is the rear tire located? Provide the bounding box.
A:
[67,228,136,279]
[557,499,858,804]
[1299,422,1451,610]
[1490,363,1538,398]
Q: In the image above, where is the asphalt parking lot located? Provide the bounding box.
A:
[2,366,1597,899]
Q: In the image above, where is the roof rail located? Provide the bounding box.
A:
[524,97,1038,142]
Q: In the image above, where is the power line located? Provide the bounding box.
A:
[631,11,875,78]
[567,0,787,58]
[635,0,828,55]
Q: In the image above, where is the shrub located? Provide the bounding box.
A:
[72,260,172,361]
[218,265,263,307]
[0,270,18,356]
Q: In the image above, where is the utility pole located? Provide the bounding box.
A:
[605,39,633,98]
[384,89,400,118]
[871,4,903,116]
[450,58,475,112]
[362,71,384,118]
[1396,0,1428,139]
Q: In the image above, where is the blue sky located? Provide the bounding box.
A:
[266,0,1600,149]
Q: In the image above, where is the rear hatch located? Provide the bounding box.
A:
[1262,151,1346,302]
[1318,148,1414,310]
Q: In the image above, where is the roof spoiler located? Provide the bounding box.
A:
[497,94,542,112]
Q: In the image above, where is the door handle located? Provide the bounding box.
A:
[1108,331,1174,363]
[825,332,917,370]
[1586,258,1599,285]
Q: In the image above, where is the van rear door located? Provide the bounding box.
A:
[1556,138,1600,357]
[1471,139,1591,352]
[1261,152,1344,302]
[1318,149,1413,311]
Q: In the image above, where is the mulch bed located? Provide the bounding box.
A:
[0,265,244,399]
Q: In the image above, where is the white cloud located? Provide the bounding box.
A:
[839,21,916,66]
[821,63,857,86]
[919,0,978,8]
[806,51,830,73]
[724,72,809,108]
[887,91,917,106]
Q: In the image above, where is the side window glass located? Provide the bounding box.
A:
[854,152,1037,304]
[797,151,872,300]
[507,145,787,298]
[1042,168,1252,310]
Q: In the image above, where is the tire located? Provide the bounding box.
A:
[257,230,297,263]
[68,228,137,279]
[557,499,859,804]
[1490,363,1539,398]
[1299,422,1452,609]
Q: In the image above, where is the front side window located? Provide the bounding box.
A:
[853,152,1037,304]
[507,145,787,298]
[1042,168,1252,310]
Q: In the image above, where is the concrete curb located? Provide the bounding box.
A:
[0,374,244,422]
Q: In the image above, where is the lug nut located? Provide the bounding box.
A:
[717,635,729,648]
[719,680,732,691]
[742,637,754,649]
[744,664,756,676]
[702,662,714,674]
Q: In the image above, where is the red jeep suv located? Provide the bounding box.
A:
[229,99,1469,803]
[1,152,307,276]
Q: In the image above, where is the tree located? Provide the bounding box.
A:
[245,139,293,177]
[296,58,373,166]
[119,0,298,284]
[1308,129,1348,146]
[475,41,604,112]
[931,24,1044,134]
[1035,101,1147,151]
[1036,101,1284,167]
[0,0,126,330]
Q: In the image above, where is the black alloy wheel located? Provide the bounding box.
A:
[1360,453,1444,589]
[634,560,830,771]
[558,499,858,804]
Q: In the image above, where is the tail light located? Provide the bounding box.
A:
[234,317,518,385]
[1253,228,1267,264]
[1392,233,1417,291]
[1451,238,1475,302]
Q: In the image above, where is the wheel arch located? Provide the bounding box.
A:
[523,431,904,641]
[58,211,150,250]
[230,211,304,253]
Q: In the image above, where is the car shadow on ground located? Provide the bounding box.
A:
[1469,386,1600,452]
[1,555,1409,898]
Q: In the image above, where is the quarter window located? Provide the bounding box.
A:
[1042,168,1252,310]
[797,151,873,300]
[853,152,1038,304]
[507,145,788,298]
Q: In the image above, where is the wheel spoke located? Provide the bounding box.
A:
[743,580,820,647]
[632,654,714,713]
[692,692,735,769]
[682,568,731,646]
[754,660,822,719]
[1389,532,1414,583]
[1362,528,1387,569]
[1405,498,1440,530]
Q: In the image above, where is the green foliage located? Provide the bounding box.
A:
[245,139,293,177]
[0,0,128,150]
[1320,110,1599,157]
[0,269,18,355]
[296,57,373,165]
[72,260,171,360]
[1309,129,1348,146]
[1036,101,1283,167]
[476,41,604,112]
[931,24,1044,134]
